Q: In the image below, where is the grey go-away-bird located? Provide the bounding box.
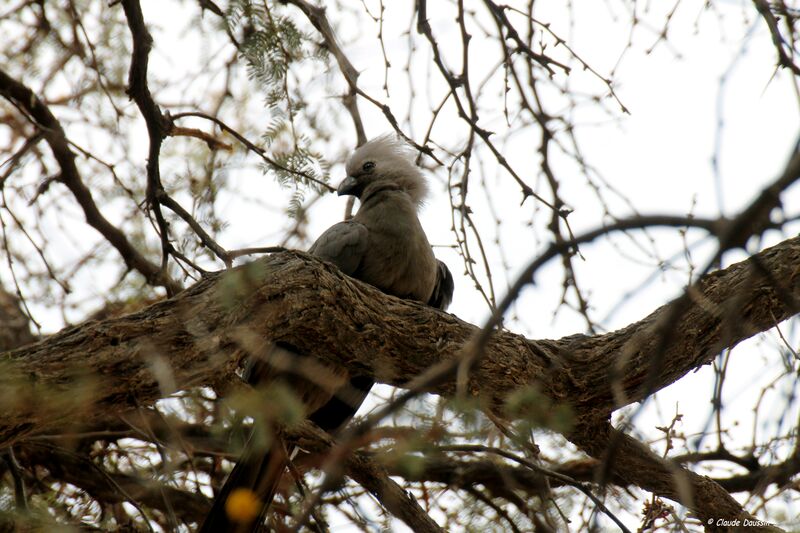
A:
[200,135,454,532]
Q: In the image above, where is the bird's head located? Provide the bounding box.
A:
[338,135,428,206]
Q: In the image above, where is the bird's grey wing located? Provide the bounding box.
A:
[308,220,369,276]
[306,220,373,434]
[427,259,454,311]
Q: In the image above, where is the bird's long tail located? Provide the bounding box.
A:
[200,375,374,532]
[199,436,290,533]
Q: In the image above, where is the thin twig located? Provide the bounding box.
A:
[171,111,335,192]
[0,68,181,294]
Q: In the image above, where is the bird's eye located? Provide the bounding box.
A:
[362,161,376,172]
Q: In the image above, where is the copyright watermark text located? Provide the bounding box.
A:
[708,518,776,528]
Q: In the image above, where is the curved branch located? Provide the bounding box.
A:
[0,68,181,294]
[120,0,175,290]
[280,0,366,146]
[170,112,335,192]
[753,0,800,75]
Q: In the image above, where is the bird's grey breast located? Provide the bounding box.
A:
[354,191,436,302]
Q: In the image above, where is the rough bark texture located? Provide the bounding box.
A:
[1,236,798,530]
[0,288,36,353]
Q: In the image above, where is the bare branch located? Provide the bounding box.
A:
[120,0,175,289]
[753,0,800,75]
[0,68,181,294]
[171,111,336,192]
[288,422,445,533]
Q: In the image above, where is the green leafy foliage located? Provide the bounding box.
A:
[226,0,330,214]
[504,385,574,435]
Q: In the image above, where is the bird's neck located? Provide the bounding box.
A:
[359,184,421,212]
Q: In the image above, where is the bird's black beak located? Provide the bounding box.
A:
[337,176,359,196]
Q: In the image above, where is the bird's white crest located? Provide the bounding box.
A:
[346,134,429,206]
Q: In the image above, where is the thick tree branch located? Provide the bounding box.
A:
[1,236,797,439]
[0,235,798,527]
[573,422,780,531]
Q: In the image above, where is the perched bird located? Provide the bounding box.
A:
[200,135,454,532]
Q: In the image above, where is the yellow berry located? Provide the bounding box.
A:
[224,488,261,524]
